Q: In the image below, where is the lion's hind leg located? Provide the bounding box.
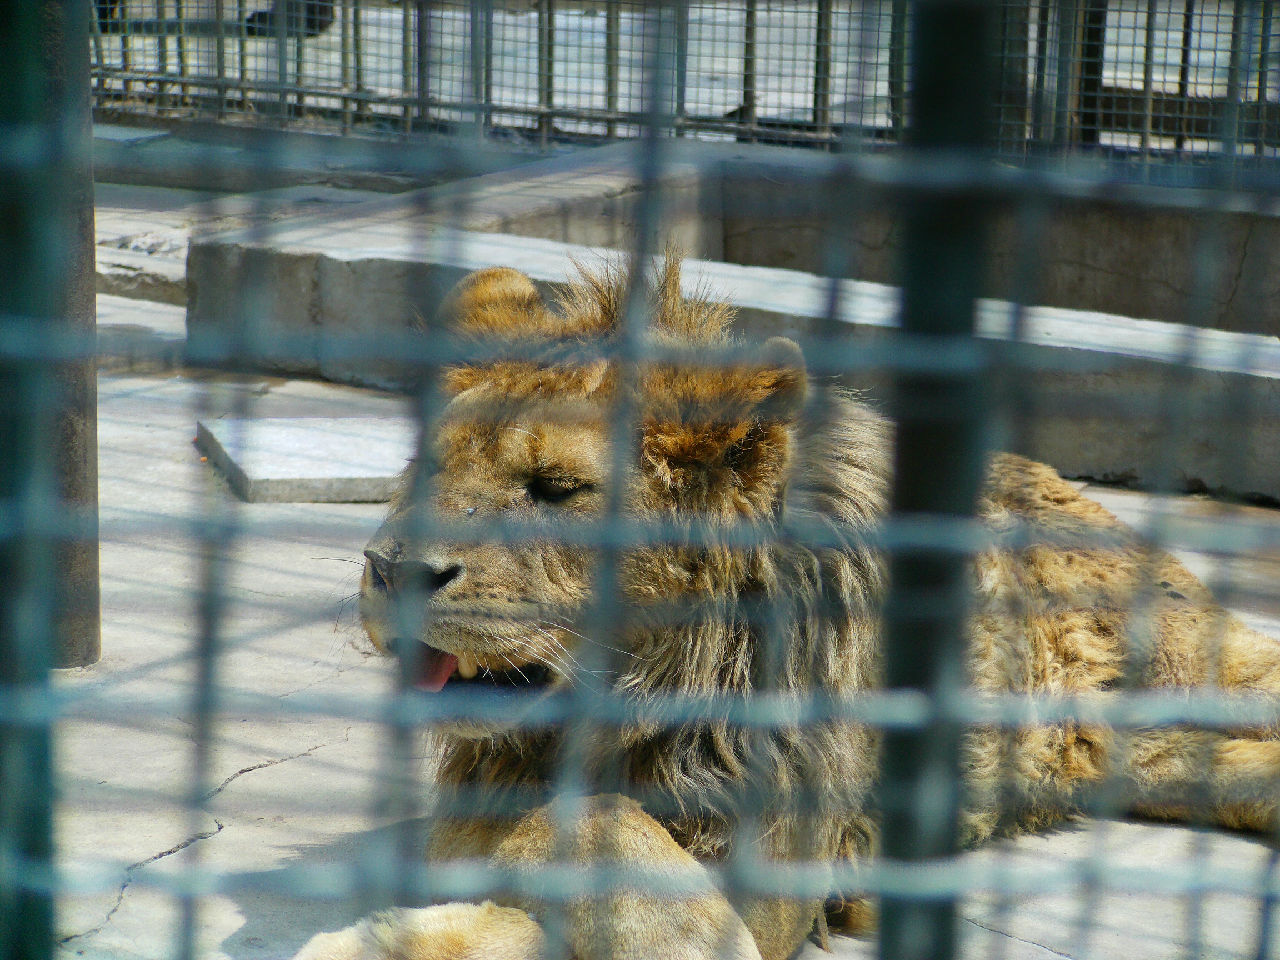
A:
[1128,611,1280,833]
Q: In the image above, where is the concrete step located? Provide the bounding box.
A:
[195,416,414,503]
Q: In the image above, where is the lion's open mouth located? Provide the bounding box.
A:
[406,641,553,692]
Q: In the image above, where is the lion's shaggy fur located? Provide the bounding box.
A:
[356,257,1280,960]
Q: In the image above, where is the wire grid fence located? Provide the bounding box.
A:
[87,0,1280,166]
[7,1,1280,960]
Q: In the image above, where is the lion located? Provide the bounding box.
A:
[295,258,1280,960]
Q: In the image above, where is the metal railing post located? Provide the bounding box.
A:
[469,0,490,137]
[741,0,757,139]
[878,0,996,958]
[538,0,555,146]
[814,0,833,144]
[0,1,99,957]
[605,0,620,138]
[888,0,909,140]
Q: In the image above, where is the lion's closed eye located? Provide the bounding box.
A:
[526,474,594,505]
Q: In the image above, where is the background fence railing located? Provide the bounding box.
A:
[89,0,1280,165]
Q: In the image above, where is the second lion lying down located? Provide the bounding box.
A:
[297,258,1280,960]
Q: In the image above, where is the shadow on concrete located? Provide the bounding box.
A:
[219,817,433,959]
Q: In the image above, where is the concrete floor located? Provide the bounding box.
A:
[58,180,1280,960]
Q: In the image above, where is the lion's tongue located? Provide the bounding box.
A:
[416,647,458,692]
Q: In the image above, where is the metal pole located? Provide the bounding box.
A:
[605,0,619,138]
[741,0,756,139]
[878,0,995,958]
[1141,0,1157,155]
[538,0,554,146]
[1076,0,1107,147]
[888,0,908,140]
[813,0,833,144]
[469,0,488,137]
[1176,0,1195,151]
[0,2,100,671]
[0,2,99,957]
[342,0,354,132]
[674,0,689,136]
[1258,1,1273,154]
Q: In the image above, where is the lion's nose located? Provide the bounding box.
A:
[396,559,464,596]
[363,548,463,597]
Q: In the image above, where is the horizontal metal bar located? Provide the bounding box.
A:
[30,840,1280,905]
[13,684,1280,734]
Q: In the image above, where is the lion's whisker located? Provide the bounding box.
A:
[510,634,581,679]
[538,618,649,661]
[497,652,531,685]
[530,637,596,680]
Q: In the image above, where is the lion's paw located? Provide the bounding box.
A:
[292,902,544,960]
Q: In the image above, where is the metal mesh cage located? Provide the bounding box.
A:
[3,3,1280,960]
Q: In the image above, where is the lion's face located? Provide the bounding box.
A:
[358,262,806,737]
[360,395,609,724]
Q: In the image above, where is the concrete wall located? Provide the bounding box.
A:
[713,164,1280,338]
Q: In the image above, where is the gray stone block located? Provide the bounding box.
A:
[195,416,415,502]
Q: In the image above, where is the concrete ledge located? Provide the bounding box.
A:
[97,244,187,304]
[195,417,415,502]
[188,225,1280,501]
[96,294,187,372]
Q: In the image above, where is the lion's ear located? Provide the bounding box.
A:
[437,267,551,336]
[749,336,807,419]
[434,267,560,395]
[641,337,807,514]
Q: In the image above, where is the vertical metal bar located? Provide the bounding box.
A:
[295,1,307,113]
[1076,0,1107,147]
[538,0,554,145]
[544,5,676,955]
[90,5,106,95]
[342,0,354,133]
[175,0,189,100]
[0,2,98,957]
[1176,0,1195,151]
[606,0,619,138]
[469,0,487,137]
[237,0,247,103]
[1030,0,1053,145]
[814,0,833,145]
[1141,0,1157,154]
[1053,0,1080,147]
[215,0,227,119]
[741,0,757,140]
[1259,1,1274,153]
[354,0,366,121]
[1223,0,1255,162]
[402,0,414,132]
[121,3,133,100]
[673,0,689,136]
[414,0,428,132]
[996,0,1031,155]
[482,0,492,131]
[877,0,995,958]
[275,0,289,121]
[156,0,171,110]
[889,0,908,139]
